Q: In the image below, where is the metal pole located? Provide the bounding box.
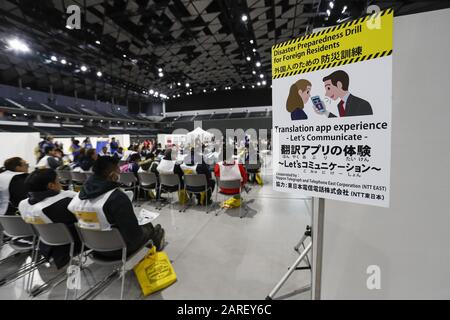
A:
[311,197,325,300]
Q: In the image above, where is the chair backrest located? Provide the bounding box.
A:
[56,170,72,182]
[75,224,126,252]
[138,172,157,186]
[245,163,261,171]
[32,223,74,246]
[71,171,87,183]
[184,174,207,188]
[218,179,241,190]
[119,172,137,186]
[0,216,35,238]
[159,174,180,187]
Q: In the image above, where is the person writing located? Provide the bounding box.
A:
[68,156,165,260]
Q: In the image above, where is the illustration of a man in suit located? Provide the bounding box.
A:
[321,70,373,117]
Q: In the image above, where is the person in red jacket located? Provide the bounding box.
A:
[214,156,248,207]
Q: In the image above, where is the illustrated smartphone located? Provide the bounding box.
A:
[311,95,326,113]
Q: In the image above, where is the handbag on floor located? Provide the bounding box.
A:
[255,173,263,185]
[134,246,177,296]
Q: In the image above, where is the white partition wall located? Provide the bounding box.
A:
[0,132,40,167]
[318,9,450,299]
[108,134,130,149]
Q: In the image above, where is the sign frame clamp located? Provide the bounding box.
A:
[265,197,324,300]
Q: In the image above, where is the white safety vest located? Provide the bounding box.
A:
[18,191,77,225]
[180,163,197,175]
[68,188,133,231]
[0,171,23,215]
[157,159,176,175]
[218,162,242,182]
[36,156,50,169]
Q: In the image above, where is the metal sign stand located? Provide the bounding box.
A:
[266,197,325,300]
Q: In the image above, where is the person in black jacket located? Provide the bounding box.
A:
[182,149,215,205]
[79,148,98,171]
[0,157,29,216]
[71,156,165,260]
[20,169,81,269]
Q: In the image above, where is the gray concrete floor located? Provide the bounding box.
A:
[0,175,313,300]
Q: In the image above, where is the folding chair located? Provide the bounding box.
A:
[28,223,76,299]
[137,172,158,204]
[245,163,262,185]
[75,225,146,300]
[183,174,213,213]
[118,173,138,196]
[0,216,43,290]
[159,174,182,211]
[216,179,248,218]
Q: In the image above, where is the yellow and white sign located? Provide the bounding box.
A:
[272,9,393,207]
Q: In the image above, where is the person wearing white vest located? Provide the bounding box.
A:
[36,146,61,170]
[68,156,165,260]
[182,149,215,205]
[214,151,248,201]
[19,169,81,269]
[0,157,29,216]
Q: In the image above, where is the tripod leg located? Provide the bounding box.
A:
[294,234,308,252]
[266,241,312,300]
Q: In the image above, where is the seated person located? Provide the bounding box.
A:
[0,157,29,216]
[68,156,165,260]
[78,148,98,172]
[214,153,248,206]
[98,146,110,157]
[181,149,215,205]
[36,146,62,169]
[156,149,184,194]
[113,147,124,161]
[18,169,80,269]
[120,153,141,174]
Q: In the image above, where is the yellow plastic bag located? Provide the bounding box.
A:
[255,173,263,186]
[178,189,188,204]
[221,197,241,208]
[133,246,177,297]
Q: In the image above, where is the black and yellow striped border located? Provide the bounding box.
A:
[273,49,392,79]
[272,8,393,50]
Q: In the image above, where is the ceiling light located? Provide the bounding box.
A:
[7,38,30,53]
[80,65,87,72]
[326,9,331,16]
[149,89,154,94]
[241,14,248,22]
[250,40,254,44]
[100,120,104,122]
[95,40,101,45]
[262,80,267,85]
[252,48,256,53]
[96,71,102,77]
[246,56,251,61]
[61,59,67,65]
[257,82,261,86]
[177,82,181,86]
[55,116,59,119]
[260,74,264,79]
[80,118,83,121]
[242,85,246,89]
[186,83,190,88]
[203,89,206,93]
[12,114,16,117]
[342,6,347,13]
[177,94,180,97]
[213,88,217,91]
[66,24,73,30]
[24,113,27,116]
[50,56,57,62]
[329,1,334,9]
[173,95,176,98]
[256,61,261,67]
[158,72,164,77]
[123,54,127,58]
[158,68,163,72]
[252,70,256,75]
[252,85,255,88]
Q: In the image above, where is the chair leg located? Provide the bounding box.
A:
[65,243,74,300]
[27,238,39,294]
[120,248,127,300]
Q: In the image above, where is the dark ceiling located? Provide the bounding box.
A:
[0,0,448,104]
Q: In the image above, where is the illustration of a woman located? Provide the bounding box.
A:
[286,79,312,120]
